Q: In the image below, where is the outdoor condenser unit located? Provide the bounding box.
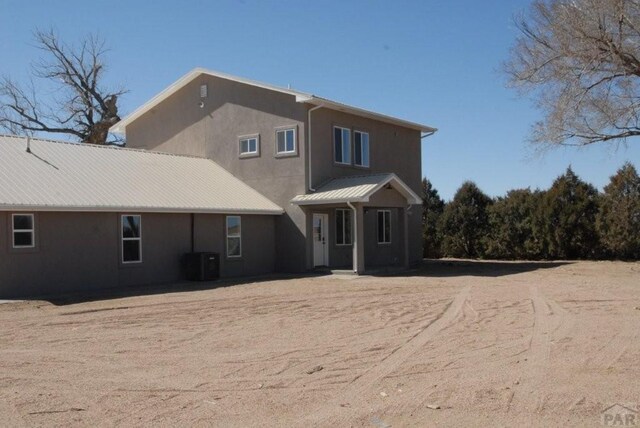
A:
[185,252,220,281]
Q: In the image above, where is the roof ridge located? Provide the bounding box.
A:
[0,134,208,161]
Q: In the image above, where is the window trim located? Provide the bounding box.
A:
[238,134,260,158]
[121,214,142,264]
[333,126,352,165]
[12,213,35,249]
[335,208,353,246]
[377,210,391,245]
[353,130,370,168]
[226,215,242,258]
[275,127,297,156]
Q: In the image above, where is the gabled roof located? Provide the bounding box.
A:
[0,135,283,215]
[291,173,422,205]
[109,68,437,134]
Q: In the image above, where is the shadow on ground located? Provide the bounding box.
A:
[412,259,573,278]
[9,259,572,306]
[35,272,327,306]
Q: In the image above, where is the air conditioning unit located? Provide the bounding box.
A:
[184,252,220,281]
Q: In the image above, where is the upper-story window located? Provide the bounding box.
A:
[239,134,259,157]
[276,128,296,155]
[354,131,370,167]
[334,126,351,165]
[12,214,35,248]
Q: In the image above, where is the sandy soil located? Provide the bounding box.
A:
[0,260,639,427]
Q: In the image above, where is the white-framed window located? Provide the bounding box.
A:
[226,216,242,258]
[239,134,259,156]
[12,213,34,248]
[121,214,142,263]
[335,209,353,246]
[276,128,296,154]
[377,210,391,244]
[334,126,351,164]
[354,130,370,167]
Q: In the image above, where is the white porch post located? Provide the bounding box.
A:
[349,202,365,274]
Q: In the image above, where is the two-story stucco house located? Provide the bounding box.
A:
[0,69,435,298]
[111,69,436,275]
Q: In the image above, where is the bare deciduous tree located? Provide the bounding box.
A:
[0,29,126,145]
[506,0,640,147]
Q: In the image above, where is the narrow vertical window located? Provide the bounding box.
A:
[335,209,352,245]
[226,216,242,257]
[377,210,391,244]
[12,214,34,248]
[334,126,351,164]
[354,131,369,167]
[122,215,142,263]
[276,128,296,154]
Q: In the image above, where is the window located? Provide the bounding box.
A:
[276,128,296,154]
[334,126,351,164]
[335,209,352,246]
[239,135,259,156]
[226,216,242,258]
[354,131,370,167]
[12,214,34,248]
[377,210,391,244]
[122,215,142,263]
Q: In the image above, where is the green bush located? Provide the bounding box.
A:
[596,163,640,259]
[439,181,492,258]
[422,163,639,260]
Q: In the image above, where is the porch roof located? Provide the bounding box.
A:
[291,173,422,206]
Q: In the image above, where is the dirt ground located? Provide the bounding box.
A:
[0,260,639,427]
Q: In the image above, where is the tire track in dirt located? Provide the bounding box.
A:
[510,284,569,415]
[300,284,472,424]
[0,399,26,428]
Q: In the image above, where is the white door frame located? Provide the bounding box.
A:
[313,213,329,267]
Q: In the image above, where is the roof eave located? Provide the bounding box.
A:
[110,68,312,135]
[0,205,284,215]
[112,69,437,135]
[297,96,437,133]
[291,197,367,206]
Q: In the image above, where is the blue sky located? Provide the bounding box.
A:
[1,0,638,200]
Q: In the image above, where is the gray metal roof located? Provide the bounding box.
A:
[291,173,422,205]
[0,135,283,214]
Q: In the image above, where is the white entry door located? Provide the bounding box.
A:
[313,213,329,267]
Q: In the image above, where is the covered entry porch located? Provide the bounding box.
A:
[292,173,422,274]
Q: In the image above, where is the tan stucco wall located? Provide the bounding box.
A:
[124,76,424,271]
[309,108,423,266]
[301,186,415,270]
[0,211,276,298]
[309,108,423,191]
[363,207,405,268]
[126,75,308,272]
